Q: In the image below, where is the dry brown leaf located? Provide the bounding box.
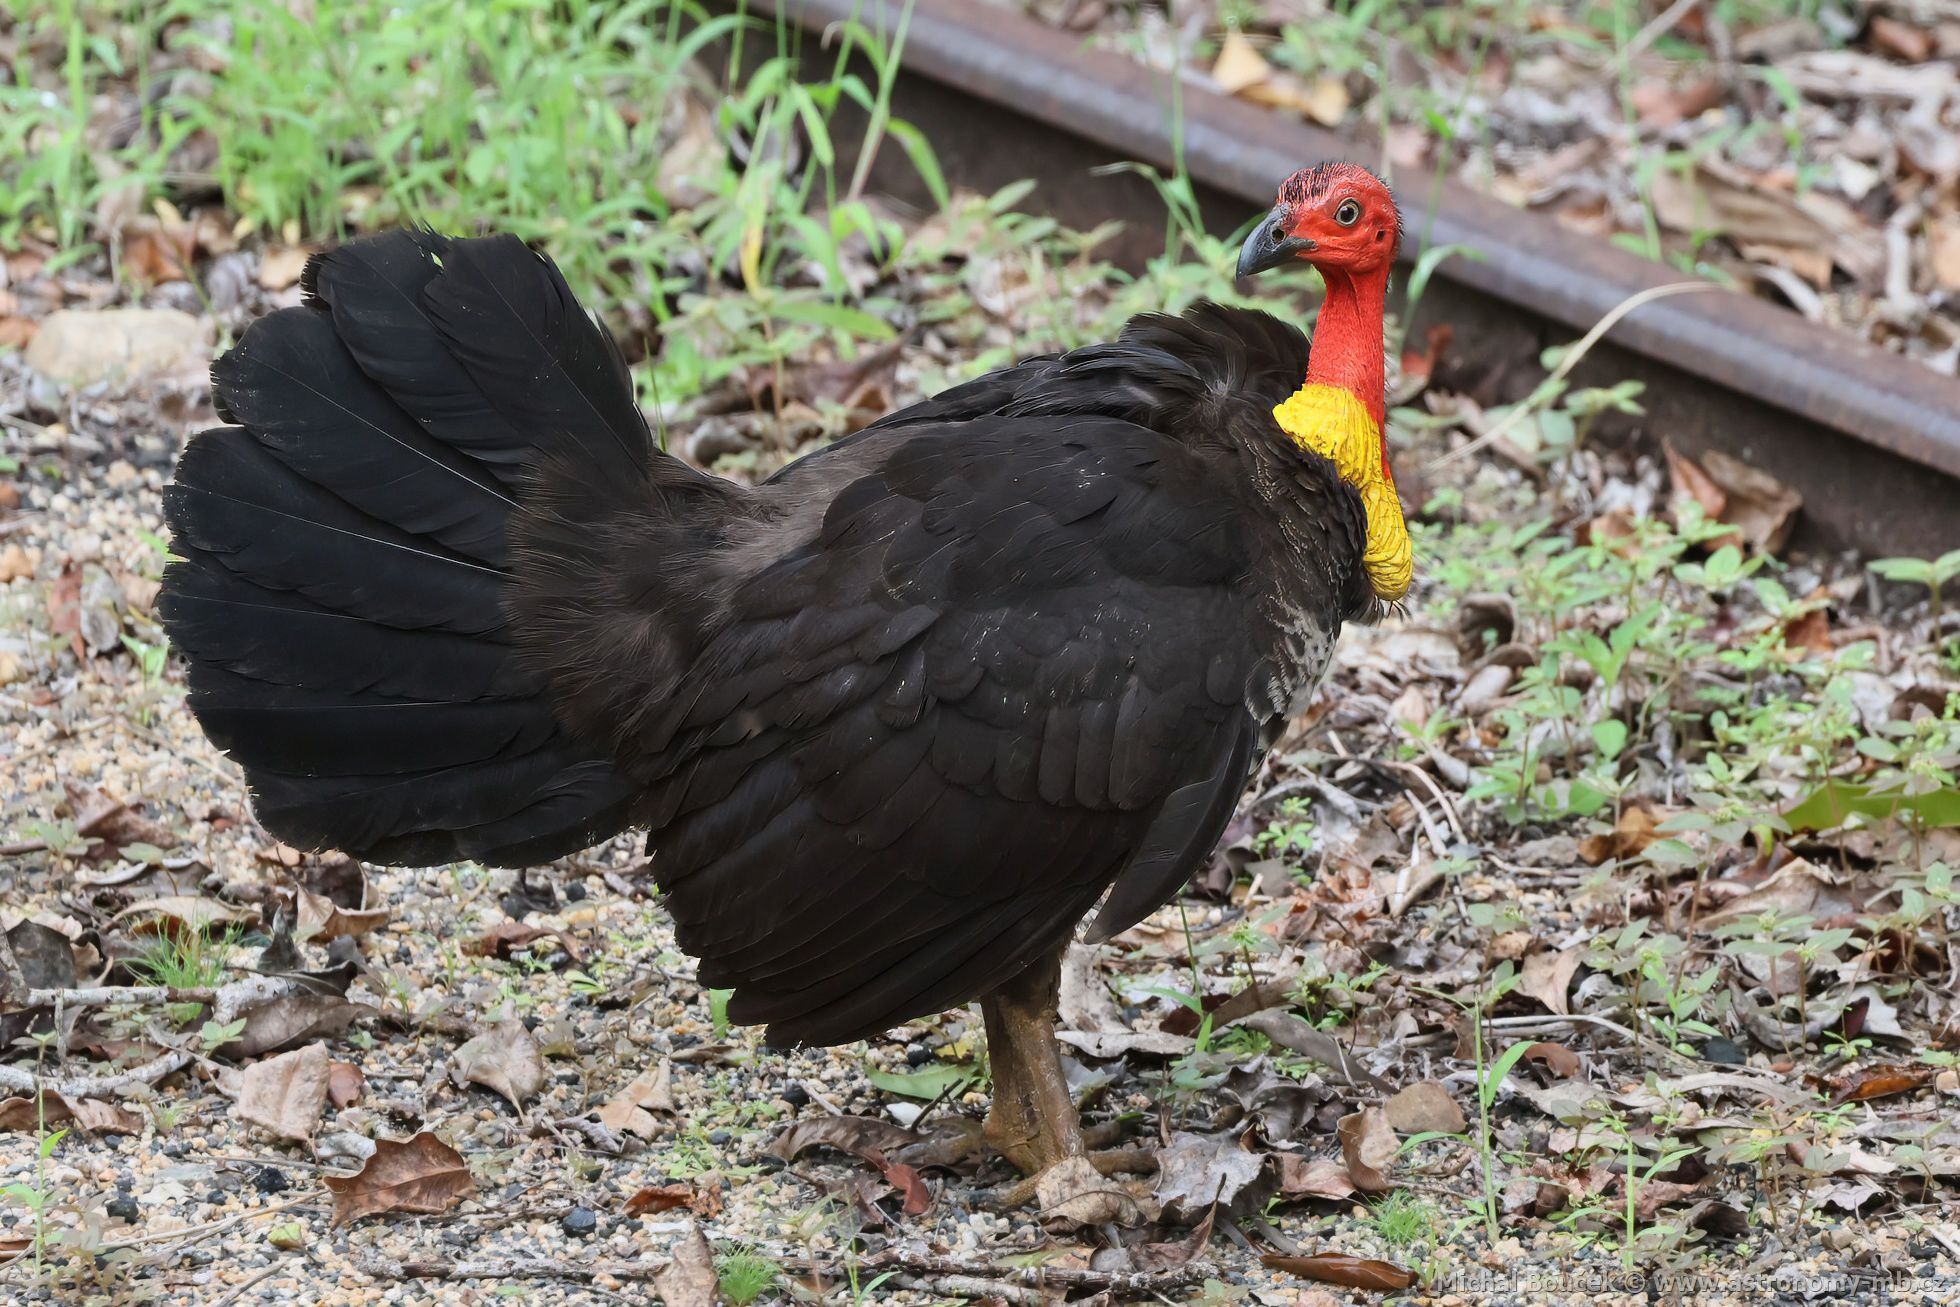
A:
[1243,72,1350,126]
[1578,804,1660,865]
[1871,15,1934,62]
[1782,607,1833,656]
[1519,946,1583,1017]
[0,1093,141,1136]
[1383,1081,1466,1135]
[1698,448,1802,554]
[462,921,584,964]
[595,1059,676,1138]
[233,1041,330,1141]
[327,1060,364,1109]
[1261,1251,1417,1290]
[0,317,35,350]
[1830,1064,1933,1104]
[258,246,313,291]
[1930,217,1960,291]
[625,1180,723,1218]
[295,888,389,943]
[1154,1130,1265,1218]
[111,895,255,935]
[1521,1041,1583,1078]
[1650,162,1877,282]
[452,1019,544,1112]
[651,1220,718,1307]
[1336,1106,1397,1193]
[230,993,363,1058]
[324,1132,475,1227]
[1035,1152,1146,1227]
[767,1113,920,1163]
[1703,857,1833,926]
[1210,31,1272,94]
[1738,240,1833,287]
[1275,1154,1357,1202]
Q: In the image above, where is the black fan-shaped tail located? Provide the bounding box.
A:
[158,230,649,866]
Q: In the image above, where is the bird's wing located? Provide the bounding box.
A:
[637,415,1273,1046]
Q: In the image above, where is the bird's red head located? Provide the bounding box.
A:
[1236,163,1401,280]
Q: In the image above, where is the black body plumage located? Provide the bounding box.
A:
[158,231,1375,1045]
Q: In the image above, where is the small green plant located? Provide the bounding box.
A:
[1369,1190,1438,1249]
[1870,550,1960,631]
[715,1245,781,1306]
[128,927,237,1024]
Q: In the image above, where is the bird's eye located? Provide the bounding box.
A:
[1334,199,1362,227]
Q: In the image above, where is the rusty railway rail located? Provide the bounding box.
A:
[747,0,1960,556]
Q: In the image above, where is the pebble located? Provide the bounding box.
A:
[561,1207,598,1238]
[253,1165,291,1193]
[105,1194,140,1222]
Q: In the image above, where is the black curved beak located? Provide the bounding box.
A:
[1236,207,1314,279]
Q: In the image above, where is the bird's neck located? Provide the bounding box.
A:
[1271,263,1392,481]
[1303,264,1389,435]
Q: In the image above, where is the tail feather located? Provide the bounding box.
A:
[212,304,515,564]
[160,230,650,866]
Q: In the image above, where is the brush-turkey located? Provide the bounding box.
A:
[158,163,1411,1176]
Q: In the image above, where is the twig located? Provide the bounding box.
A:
[0,839,49,857]
[105,1194,312,1252]
[781,1248,1214,1295]
[360,1255,674,1283]
[891,1271,1045,1303]
[0,976,305,1099]
[210,1262,283,1307]
[18,985,218,1010]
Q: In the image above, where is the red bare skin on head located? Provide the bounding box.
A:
[1277,163,1400,477]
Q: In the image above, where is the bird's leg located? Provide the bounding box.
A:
[980,945,1083,1175]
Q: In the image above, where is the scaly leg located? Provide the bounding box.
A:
[980,944,1083,1175]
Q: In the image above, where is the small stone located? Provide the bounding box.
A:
[105,1194,140,1222]
[561,1207,598,1238]
[707,1129,730,1145]
[24,308,211,389]
[565,881,587,902]
[782,1083,809,1108]
[905,1044,930,1066]
[252,1166,290,1194]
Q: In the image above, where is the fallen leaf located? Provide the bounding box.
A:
[327,1060,364,1109]
[1930,217,1960,291]
[1383,1081,1466,1135]
[767,1113,920,1163]
[865,1149,931,1216]
[595,1059,676,1138]
[452,1019,544,1112]
[1521,1041,1583,1078]
[1036,1152,1145,1227]
[1830,1064,1933,1104]
[1245,71,1350,126]
[1211,31,1272,94]
[625,1180,722,1218]
[1631,1177,1706,1220]
[462,921,584,964]
[1261,1251,1417,1290]
[1155,1130,1266,1218]
[1337,1106,1397,1193]
[111,894,254,936]
[1781,607,1833,656]
[324,1132,475,1226]
[1697,447,1802,554]
[1578,804,1660,865]
[1870,16,1934,62]
[1275,1154,1357,1202]
[295,888,389,943]
[1519,946,1583,1016]
[0,1093,141,1135]
[230,993,364,1058]
[650,1220,718,1307]
[258,246,313,291]
[233,1041,330,1141]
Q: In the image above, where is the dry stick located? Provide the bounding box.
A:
[361,1255,674,1284]
[209,1262,284,1307]
[0,975,304,1099]
[17,985,219,1010]
[1426,281,1719,472]
[104,1195,313,1253]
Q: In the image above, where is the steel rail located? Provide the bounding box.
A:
[757,0,1960,552]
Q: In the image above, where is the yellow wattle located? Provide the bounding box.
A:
[1271,382,1413,602]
